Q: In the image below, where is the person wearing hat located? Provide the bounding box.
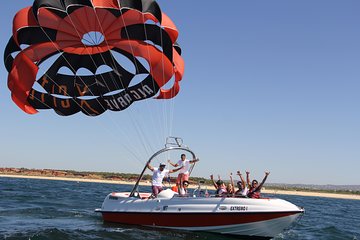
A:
[147,162,183,197]
[210,174,227,197]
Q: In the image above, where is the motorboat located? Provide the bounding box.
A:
[96,137,304,238]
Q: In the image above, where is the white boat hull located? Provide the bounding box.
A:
[97,191,304,238]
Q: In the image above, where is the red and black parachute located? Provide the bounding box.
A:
[4,0,184,116]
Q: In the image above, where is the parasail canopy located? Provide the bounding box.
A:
[4,0,184,116]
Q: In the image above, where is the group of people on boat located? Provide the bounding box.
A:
[210,171,270,198]
[147,154,270,198]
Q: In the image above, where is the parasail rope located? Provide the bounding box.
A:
[116,2,167,156]
[64,5,155,163]
[18,2,181,170]
[32,8,147,165]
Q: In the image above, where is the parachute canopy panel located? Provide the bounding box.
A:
[4,0,184,116]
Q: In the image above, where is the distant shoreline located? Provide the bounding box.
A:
[1,174,359,201]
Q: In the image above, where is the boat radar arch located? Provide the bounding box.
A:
[129,137,197,198]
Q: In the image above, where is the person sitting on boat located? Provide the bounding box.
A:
[247,171,270,199]
[210,174,227,197]
[147,162,183,198]
[168,154,199,194]
[179,180,189,196]
[226,183,235,196]
[227,173,235,197]
[234,170,249,197]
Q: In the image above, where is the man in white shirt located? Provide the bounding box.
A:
[168,154,199,193]
[147,162,183,197]
[234,171,249,197]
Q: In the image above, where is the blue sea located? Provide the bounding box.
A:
[0,177,359,240]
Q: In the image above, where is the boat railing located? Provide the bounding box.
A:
[165,136,184,147]
[129,137,197,198]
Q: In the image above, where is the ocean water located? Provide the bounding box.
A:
[0,177,359,240]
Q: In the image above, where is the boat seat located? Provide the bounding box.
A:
[157,189,177,199]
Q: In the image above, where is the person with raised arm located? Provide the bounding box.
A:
[147,162,183,197]
[247,171,270,199]
[210,174,227,197]
[168,154,199,194]
[235,170,249,197]
[246,171,251,189]
[227,173,235,197]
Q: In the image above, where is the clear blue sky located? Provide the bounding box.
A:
[1,1,359,185]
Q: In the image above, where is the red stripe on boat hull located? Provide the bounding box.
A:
[101,211,301,227]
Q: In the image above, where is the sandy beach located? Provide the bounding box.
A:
[261,189,360,200]
[1,174,359,201]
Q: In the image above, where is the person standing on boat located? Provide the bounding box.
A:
[147,162,183,197]
[168,154,199,194]
[247,171,270,198]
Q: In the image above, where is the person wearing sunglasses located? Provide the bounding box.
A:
[247,171,270,199]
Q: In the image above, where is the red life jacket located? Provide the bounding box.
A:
[248,188,261,198]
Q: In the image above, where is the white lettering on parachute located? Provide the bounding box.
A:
[104,85,154,110]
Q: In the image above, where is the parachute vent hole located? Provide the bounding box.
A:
[77,95,98,100]
[128,74,149,88]
[10,51,20,59]
[81,31,105,46]
[20,44,30,50]
[50,94,72,100]
[161,75,176,90]
[58,66,74,75]
[32,82,47,93]
[103,89,122,97]
[76,68,94,76]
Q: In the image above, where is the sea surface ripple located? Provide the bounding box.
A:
[0,177,359,240]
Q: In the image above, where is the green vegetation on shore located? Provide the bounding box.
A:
[1,167,359,196]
